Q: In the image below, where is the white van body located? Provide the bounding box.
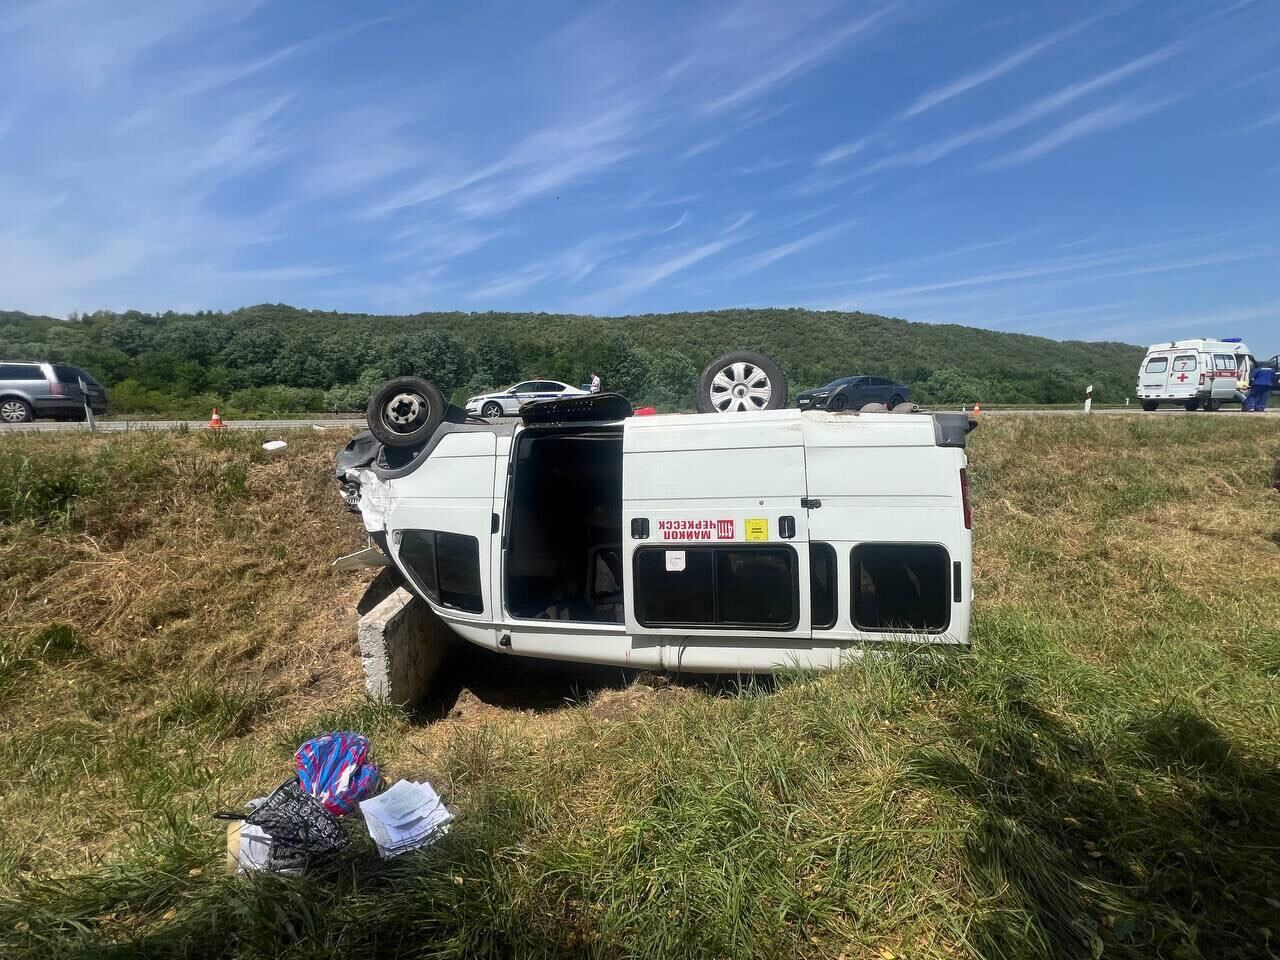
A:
[1137,338,1253,410]
[343,409,974,673]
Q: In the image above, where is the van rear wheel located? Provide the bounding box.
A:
[695,351,787,414]
[1141,401,1159,412]
[1184,399,1200,412]
[366,377,446,448]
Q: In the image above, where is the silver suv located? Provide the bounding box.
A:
[0,362,110,424]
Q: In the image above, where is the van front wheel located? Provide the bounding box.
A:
[366,377,446,448]
[1203,399,1221,412]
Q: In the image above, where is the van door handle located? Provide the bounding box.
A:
[630,518,649,539]
[779,516,796,539]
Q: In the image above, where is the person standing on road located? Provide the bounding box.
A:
[590,371,601,394]
[1245,364,1274,412]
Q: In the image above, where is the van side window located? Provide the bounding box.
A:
[398,530,483,613]
[634,545,797,629]
[1214,355,1237,372]
[1172,355,1197,372]
[1144,357,1168,373]
[811,543,837,629]
[850,544,951,633]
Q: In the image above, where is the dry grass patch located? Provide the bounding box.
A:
[0,415,1278,959]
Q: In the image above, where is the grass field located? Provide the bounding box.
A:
[1,417,1277,959]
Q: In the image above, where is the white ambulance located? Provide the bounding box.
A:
[336,352,975,673]
[1137,338,1254,411]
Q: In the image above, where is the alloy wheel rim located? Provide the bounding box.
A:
[709,362,772,412]
[1,401,26,422]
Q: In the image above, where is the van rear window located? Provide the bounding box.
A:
[1172,355,1197,372]
[1144,357,1168,373]
[634,545,797,629]
[851,543,951,633]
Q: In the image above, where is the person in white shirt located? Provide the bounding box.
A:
[590,372,601,394]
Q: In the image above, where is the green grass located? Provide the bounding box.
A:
[0,418,1278,958]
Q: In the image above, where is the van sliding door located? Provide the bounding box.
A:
[621,412,812,659]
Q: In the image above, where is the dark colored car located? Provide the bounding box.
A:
[796,376,911,411]
[0,362,110,424]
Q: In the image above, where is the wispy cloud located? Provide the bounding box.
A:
[898,18,1093,120]
[877,42,1185,169]
[585,213,755,303]
[658,211,689,233]
[815,135,875,167]
[723,221,857,276]
[1243,108,1280,131]
[699,2,900,114]
[984,97,1178,168]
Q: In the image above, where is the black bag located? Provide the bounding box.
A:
[216,781,349,872]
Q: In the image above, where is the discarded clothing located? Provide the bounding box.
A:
[295,731,383,816]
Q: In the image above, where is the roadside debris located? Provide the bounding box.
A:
[217,781,349,874]
[360,779,453,858]
[262,439,287,452]
[295,732,383,815]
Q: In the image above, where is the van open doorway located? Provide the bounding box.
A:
[504,426,624,623]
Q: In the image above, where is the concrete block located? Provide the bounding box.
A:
[357,585,450,705]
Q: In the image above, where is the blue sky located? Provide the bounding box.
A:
[1,0,1277,352]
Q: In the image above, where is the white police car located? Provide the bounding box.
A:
[465,380,587,418]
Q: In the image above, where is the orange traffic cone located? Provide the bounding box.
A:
[972,402,982,416]
[208,407,225,429]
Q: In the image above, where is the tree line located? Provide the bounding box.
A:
[0,305,1145,416]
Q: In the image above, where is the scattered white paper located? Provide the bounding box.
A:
[359,780,453,859]
[665,550,686,572]
[262,440,287,452]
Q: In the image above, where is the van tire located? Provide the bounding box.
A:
[695,351,787,414]
[1184,400,1200,412]
[366,377,446,448]
[1,397,33,424]
[1141,401,1159,412]
[1203,399,1221,412]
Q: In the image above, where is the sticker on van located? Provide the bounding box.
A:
[657,519,735,541]
[745,518,769,541]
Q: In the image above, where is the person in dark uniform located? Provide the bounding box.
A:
[1245,364,1274,412]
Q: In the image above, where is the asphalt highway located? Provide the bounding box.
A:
[0,406,1274,434]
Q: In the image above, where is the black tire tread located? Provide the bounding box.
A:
[366,377,446,448]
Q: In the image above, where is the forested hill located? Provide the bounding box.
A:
[0,305,1144,415]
